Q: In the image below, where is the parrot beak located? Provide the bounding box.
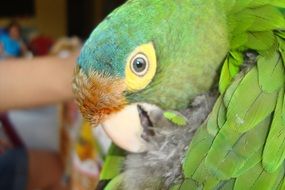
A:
[73,67,162,152]
[102,103,162,153]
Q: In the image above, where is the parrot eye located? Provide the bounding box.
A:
[125,42,157,92]
[130,54,149,76]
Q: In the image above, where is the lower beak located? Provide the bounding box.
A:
[102,103,162,153]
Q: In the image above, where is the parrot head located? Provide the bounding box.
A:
[73,0,229,152]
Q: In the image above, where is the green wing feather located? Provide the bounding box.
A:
[245,31,275,50]
[219,51,243,93]
[183,123,214,178]
[257,52,285,93]
[99,144,125,188]
[277,176,285,190]
[104,174,124,190]
[218,179,235,190]
[182,1,285,189]
[178,179,202,190]
[207,96,225,135]
[234,162,284,190]
[262,89,285,172]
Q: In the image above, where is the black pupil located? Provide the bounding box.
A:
[133,57,146,73]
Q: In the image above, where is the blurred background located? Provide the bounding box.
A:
[0,1,125,190]
[0,0,125,39]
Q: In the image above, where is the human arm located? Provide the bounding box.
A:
[0,52,78,112]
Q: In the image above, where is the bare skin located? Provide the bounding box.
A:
[0,53,77,112]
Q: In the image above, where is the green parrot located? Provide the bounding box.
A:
[73,0,285,189]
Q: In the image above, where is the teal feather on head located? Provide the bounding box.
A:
[77,0,229,110]
[78,0,164,77]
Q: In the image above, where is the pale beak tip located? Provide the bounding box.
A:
[101,103,161,153]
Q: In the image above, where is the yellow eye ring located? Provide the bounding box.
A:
[125,42,157,92]
[130,53,149,77]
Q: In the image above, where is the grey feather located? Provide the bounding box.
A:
[122,93,217,190]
